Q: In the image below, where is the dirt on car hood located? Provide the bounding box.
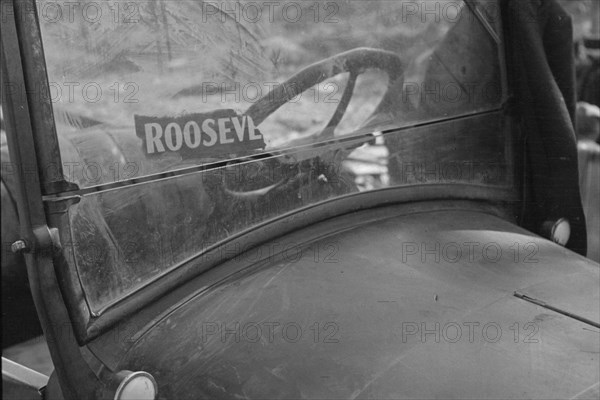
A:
[116,209,599,399]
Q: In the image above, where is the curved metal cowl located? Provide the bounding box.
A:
[115,209,600,399]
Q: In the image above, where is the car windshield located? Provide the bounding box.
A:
[37,0,507,312]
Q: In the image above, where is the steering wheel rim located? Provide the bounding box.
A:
[221,48,405,200]
[245,47,404,136]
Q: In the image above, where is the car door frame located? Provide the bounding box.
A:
[1,0,113,398]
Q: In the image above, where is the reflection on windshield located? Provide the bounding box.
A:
[37,0,507,311]
[39,0,501,187]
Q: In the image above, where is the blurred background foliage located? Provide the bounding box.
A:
[559,0,598,40]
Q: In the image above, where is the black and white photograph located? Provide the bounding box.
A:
[1,0,599,399]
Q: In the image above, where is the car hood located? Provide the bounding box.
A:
[117,208,599,399]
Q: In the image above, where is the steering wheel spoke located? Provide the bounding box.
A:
[321,71,358,139]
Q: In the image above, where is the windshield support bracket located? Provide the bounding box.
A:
[464,0,501,44]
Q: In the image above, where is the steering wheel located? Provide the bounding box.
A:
[224,47,405,199]
[246,47,404,140]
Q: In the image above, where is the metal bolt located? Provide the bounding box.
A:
[11,240,30,254]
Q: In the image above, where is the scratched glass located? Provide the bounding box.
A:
[37,0,509,311]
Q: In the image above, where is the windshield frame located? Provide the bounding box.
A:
[6,0,513,344]
[28,0,509,197]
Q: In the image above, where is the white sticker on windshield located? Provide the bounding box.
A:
[134,109,265,159]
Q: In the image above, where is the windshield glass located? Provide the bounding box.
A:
[37,0,507,312]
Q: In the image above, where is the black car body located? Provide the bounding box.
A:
[1,0,598,399]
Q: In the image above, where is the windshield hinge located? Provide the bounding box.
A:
[11,226,61,255]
